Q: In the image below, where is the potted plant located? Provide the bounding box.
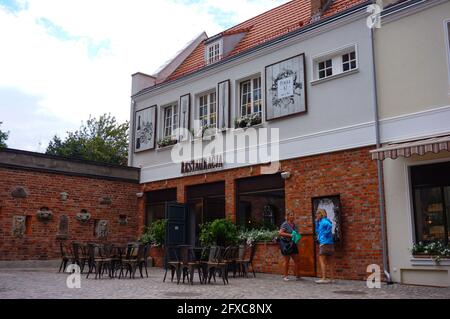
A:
[411,241,450,263]
[157,136,177,148]
[238,227,279,246]
[199,218,239,247]
[140,219,167,267]
[234,113,262,129]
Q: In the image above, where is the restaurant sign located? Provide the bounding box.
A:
[181,155,224,174]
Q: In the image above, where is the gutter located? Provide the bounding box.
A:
[370,1,393,285]
[132,0,372,99]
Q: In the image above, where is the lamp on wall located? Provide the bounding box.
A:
[280,171,291,180]
[136,192,144,198]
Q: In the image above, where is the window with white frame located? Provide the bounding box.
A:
[162,103,178,138]
[313,45,358,82]
[239,77,262,117]
[206,41,221,65]
[198,92,217,129]
[342,51,357,72]
[318,59,333,79]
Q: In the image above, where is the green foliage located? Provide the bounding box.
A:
[46,113,129,165]
[199,219,239,246]
[411,241,450,263]
[157,136,177,148]
[238,228,279,245]
[140,219,167,246]
[0,122,9,148]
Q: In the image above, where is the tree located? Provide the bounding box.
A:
[0,122,9,148]
[46,114,129,165]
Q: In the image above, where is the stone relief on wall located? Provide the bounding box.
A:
[12,215,26,238]
[95,220,108,238]
[57,214,69,239]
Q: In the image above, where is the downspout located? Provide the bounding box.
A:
[129,98,136,167]
[370,7,393,284]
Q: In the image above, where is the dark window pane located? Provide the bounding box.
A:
[342,54,349,62]
[343,63,349,72]
[445,186,450,243]
[318,61,324,70]
[414,187,445,242]
[319,70,325,78]
[350,51,356,60]
[326,68,333,76]
[326,59,332,68]
[351,61,356,69]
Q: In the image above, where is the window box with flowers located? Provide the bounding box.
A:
[157,136,177,148]
[411,241,450,264]
[234,113,262,129]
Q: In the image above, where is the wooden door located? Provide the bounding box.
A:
[298,234,316,277]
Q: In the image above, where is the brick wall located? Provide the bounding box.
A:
[140,146,383,280]
[0,167,140,260]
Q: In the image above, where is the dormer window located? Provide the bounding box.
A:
[206,41,222,65]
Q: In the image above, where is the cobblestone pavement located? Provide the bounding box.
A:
[0,268,449,299]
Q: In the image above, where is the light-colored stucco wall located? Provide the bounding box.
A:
[377,0,450,287]
[383,153,450,287]
[375,0,450,121]
[132,15,378,183]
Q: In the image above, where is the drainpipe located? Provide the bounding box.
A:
[370,7,393,284]
[129,98,136,167]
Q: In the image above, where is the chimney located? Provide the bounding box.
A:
[131,72,156,96]
[311,0,331,21]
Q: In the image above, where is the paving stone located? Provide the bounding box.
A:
[0,268,449,299]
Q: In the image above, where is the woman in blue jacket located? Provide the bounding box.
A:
[315,209,334,284]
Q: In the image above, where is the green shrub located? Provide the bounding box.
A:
[199,219,238,246]
[140,219,167,246]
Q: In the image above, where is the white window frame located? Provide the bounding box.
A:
[206,40,223,65]
[311,44,359,85]
[239,76,262,117]
[196,91,217,130]
[444,20,450,92]
[162,103,178,139]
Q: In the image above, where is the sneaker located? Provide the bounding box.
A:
[283,277,290,281]
[315,279,331,284]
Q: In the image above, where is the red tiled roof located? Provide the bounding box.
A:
[165,0,367,83]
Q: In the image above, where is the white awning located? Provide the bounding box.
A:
[370,135,450,160]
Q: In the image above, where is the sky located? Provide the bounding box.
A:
[0,0,290,152]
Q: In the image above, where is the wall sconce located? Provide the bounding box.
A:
[136,192,144,198]
[280,171,291,180]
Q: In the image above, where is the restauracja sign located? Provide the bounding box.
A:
[181,155,224,174]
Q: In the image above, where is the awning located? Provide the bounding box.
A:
[370,135,450,160]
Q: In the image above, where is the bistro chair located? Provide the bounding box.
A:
[236,244,257,278]
[186,247,207,285]
[118,243,139,279]
[163,246,182,283]
[204,246,229,285]
[58,242,74,273]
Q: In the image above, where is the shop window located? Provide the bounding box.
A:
[411,161,450,244]
[236,174,285,229]
[145,188,177,226]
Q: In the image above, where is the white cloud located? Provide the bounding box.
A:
[0,0,289,151]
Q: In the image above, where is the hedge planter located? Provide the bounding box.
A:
[150,246,165,267]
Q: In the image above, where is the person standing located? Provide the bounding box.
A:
[279,211,301,281]
[315,209,334,284]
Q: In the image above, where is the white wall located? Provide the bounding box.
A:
[132,15,377,183]
[383,153,450,287]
